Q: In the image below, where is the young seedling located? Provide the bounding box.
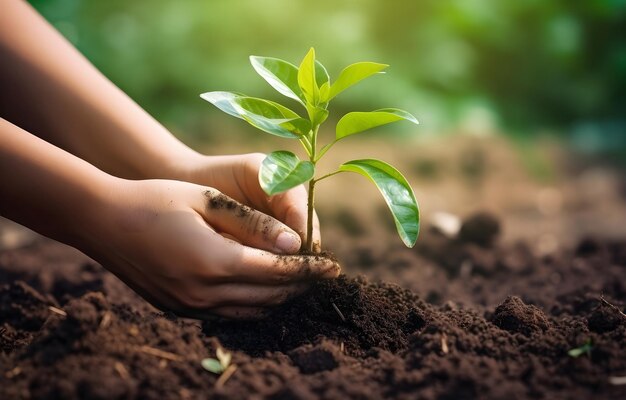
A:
[201,347,232,374]
[201,48,420,252]
[567,339,593,358]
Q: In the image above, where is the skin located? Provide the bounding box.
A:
[0,1,336,319]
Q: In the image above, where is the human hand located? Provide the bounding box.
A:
[178,153,322,252]
[75,178,339,319]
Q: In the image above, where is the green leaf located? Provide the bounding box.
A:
[319,82,331,103]
[201,358,224,374]
[200,91,310,138]
[298,48,319,105]
[249,56,305,104]
[339,159,419,247]
[336,108,418,140]
[259,151,314,195]
[311,106,329,126]
[329,62,388,100]
[315,60,330,87]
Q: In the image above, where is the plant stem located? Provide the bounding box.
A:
[306,178,315,252]
[315,139,337,162]
[305,125,319,252]
[315,170,341,182]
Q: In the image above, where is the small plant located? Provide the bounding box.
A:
[201,48,420,251]
[568,339,593,358]
[201,347,232,374]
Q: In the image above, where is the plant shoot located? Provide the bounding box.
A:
[201,48,420,252]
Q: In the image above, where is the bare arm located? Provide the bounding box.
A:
[0,0,200,179]
[0,1,320,247]
[0,118,338,318]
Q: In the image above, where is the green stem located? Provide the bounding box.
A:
[305,125,319,252]
[306,178,315,252]
[299,136,312,157]
[315,139,338,162]
[314,170,342,182]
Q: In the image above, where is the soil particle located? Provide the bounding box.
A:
[289,340,342,374]
[490,296,551,336]
[458,212,501,247]
[0,281,53,331]
[587,299,626,333]
[204,190,251,217]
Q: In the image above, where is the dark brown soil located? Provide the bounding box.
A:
[1,214,625,399]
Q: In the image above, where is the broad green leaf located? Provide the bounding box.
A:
[319,82,330,103]
[201,358,224,374]
[336,108,418,140]
[249,56,304,104]
[339,159,419,247]
[200,91,310,138]
[259,151,314,195]
[311,106,329,126]
[315,60,330,87]
[329,62,388,100]
[298,48,319,105]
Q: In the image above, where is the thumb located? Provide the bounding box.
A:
[199,188,301,254]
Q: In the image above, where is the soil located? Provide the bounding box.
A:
[1,213,625,399]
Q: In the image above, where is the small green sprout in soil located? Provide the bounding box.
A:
[568,339,593,358]
[201,347,232,374]
[201,48,420,252]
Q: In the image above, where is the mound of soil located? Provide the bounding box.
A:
[1,215,625,399]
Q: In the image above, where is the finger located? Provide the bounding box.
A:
[228,246,340,284]
[200,188,301,254]
[206,282,308,307]
[267,185,322,251]
[212,307,269,320]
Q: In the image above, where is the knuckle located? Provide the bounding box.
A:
[175,288,214,309]
[246,212,275,240]
[271,258,300,283]
[194,255,235,284]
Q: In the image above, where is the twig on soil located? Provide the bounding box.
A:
[114,362,130,380]
[215,364,237,389]
[441,333,449,354]
[137,345,183,362]
[609,376,626,385]
[99,311,112,329]
[48,306,67,317]
[331,302,346,322]
[600,296,626,320]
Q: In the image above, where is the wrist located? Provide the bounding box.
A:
[159,148,207,181]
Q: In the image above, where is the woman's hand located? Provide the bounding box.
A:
[77,178,338,319]
[178,153,322,252]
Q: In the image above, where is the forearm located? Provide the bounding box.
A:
[0,1,201,179]
[0,118,114,244]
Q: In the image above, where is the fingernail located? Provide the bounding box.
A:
[275,231,300,253]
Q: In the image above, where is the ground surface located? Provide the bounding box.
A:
[1,136,626,399]
[1,213,625,399]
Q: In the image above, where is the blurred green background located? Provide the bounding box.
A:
[30,0,626,162]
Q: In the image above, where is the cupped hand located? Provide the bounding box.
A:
[180,153,322,252]
[76,178,339,319]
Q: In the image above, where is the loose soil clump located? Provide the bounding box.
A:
[1,214,625,399]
